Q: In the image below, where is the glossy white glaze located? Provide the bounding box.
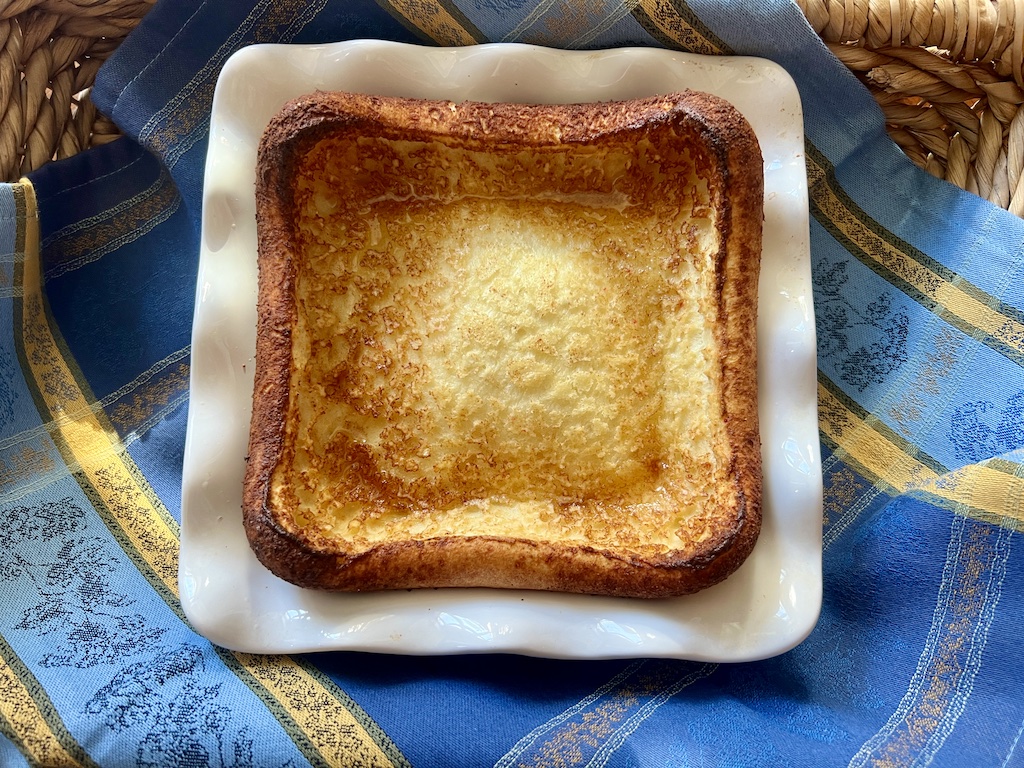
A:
[180,41,822,659]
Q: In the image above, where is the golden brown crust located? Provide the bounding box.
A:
[244,90,763,598]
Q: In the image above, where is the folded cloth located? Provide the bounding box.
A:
[2,1,1023,766]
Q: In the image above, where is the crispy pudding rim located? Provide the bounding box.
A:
[244,91,763,598]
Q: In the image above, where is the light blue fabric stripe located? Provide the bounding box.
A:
[0,185,37,453]
[686,0,885,169]
[696,2,1024,293]
[0,181,308,768]
[558,1,639,49]
[499,0,560,42]
[450,0,652,48]
[0,737,30,768]
[812,215,1024,472]
[829,135,1024,303]
[572,14,658,49]
[0,185,18,240]
[1,479,311,767]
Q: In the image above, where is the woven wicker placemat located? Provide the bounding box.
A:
[3,0,1022,217]
[798,0,1024,217]
[0,0,154,183]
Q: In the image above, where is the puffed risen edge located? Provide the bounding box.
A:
[243,90,764,598]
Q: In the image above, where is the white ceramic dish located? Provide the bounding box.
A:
[180,40,821,660]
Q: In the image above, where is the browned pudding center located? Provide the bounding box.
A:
[273,133,726,547]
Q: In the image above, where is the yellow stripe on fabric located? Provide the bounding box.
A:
[912,461,1024,532]
[16,181,182,604]
[232,655,403,768]
[376,0,481,45]
[632,0,728,55]
[0,348,187,505]
[12,181,405,768]
[819,377,1024,527]
[806,150,1024,365]
[0,631,95,767]
[818,379,943,491]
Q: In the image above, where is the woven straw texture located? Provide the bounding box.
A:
[3,0,1024,217]
[797,0,1024,216]
[0,0,153,182]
